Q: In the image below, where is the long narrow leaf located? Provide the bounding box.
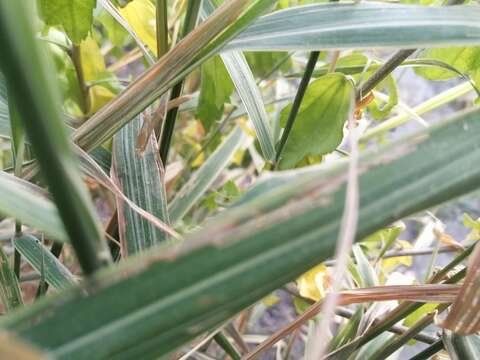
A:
[113,115,171,255]
[226,3,480,51]
[2,109,480,358]
[14,235,76,291]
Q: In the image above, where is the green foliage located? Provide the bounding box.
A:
[2,1,480,359]
[38,0,96,44]
[198,56,234,130]
[416,47,480,86]
[278,73,354,169]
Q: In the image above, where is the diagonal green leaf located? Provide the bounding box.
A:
[14,235,76,291]
[227,3,480,52]
[3,108,480,358]
[169,126,246,224]
[0,172,68,242]
[113,115,171,255]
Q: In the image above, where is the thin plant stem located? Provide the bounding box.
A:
[159,0,201,163]
[70,44,90,115]
[356,49,415,101]
[275,51,320,165]
[156,0,169,59]
[214,331,241,360]
[408,339,444,360]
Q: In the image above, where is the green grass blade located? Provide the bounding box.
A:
[14,235,76,291]
[169,126,246,224]
[0,247,22,312]
[0,172,68,242]
[2,108,480,358]
[113,115,171,254]
[0,1,111,274]
[226,3,480,51]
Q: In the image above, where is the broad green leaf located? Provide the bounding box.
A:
[245,52,291,78]
[118,0,157,57]
[37,0,96,44]
[415,47,480,86]
[0,247,22,312]
[113,115,171,255]
[0,0,111,273]
[278,73,354,169]
[198,56,234,130]
[4,108,480,358]
[0,172,68,242]
[169,126,246,224]
[443,330,480,360]
[14,235,76,291]
[226,4,480,51]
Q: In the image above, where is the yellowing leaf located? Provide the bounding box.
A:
[297,263,330,301]
[118,0,157,57]
[381,240,412,272]
[278,73,354,169]
[464,213,480,241]
[79,36,106,83]
[88,86,116,114]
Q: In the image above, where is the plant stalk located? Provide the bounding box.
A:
[159,0,201,163]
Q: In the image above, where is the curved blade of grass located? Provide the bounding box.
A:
[0,172,67,242]
[72,0,277,152]
[14,235,76,291]
[169,126,246,224]
[3,109,480,358]
[226,3,480,52]
[0,0,111,274]
[201,0,275,161]
[113,115,171,255]
[443,331,480,360]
